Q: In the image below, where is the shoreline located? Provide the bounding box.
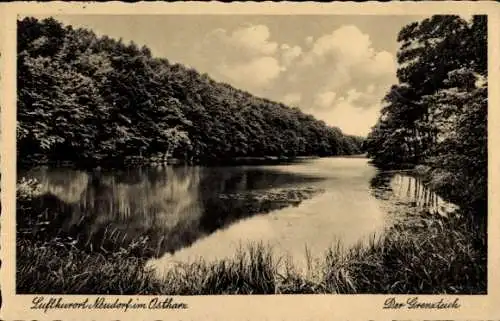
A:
[17,154,368,170]
[17,210,486,295]
[15,160,486,295]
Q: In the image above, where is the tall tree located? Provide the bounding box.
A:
[366,15,487,209]
[17,17,365,166]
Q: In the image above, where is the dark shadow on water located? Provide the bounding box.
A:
[369,171,394,201]
[17,165,324,260]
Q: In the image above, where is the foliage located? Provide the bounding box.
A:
[17,17,363,166]
[365,15,487,209]
[17,177,43,200]
[17,212,485,294]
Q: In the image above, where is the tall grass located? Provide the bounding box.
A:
[17,238,163,294]
[338,216,486,294]
[17,210,486,295]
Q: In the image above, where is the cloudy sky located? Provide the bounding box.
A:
[47,15,429,136]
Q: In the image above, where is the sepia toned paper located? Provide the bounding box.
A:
[1,1,499,320]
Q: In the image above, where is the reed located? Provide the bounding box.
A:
[17,210,486,295]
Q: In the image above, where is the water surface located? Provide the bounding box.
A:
[18,157,457,277]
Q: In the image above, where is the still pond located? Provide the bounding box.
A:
[18,157,457,278]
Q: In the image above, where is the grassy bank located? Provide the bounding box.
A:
[17,208,486,295]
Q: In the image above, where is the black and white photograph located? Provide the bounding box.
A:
[12,8,489,299]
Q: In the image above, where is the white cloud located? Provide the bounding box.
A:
[278,24,397,135]
[204,25,278,59]
[307,84,388,135]
[312,101,383,136]
[296,25,396,81]
[220,56,282,88]
[281,44,303,66]
[191,23,397,136]
[309,25,374,66]
[364,51,397,76]
[346,89,362,103]
[314,91,337,109]
[282,93,302,105]
[229,24,278,56]
[194,24,285,90]
[339,86,388,110]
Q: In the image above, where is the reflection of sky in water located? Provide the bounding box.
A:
[147,158,387,278]
[20,157,459,280]
[147,190,386,277]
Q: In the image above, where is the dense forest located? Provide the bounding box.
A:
[365,15,487,210]
[17,17,364,166]
[16,15,488,296]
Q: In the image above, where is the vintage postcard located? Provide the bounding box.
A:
[1,1,499,320]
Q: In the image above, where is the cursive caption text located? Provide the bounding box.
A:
[383,296,461,309]
[31,296,188,313]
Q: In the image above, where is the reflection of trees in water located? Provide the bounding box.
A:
[197,167,324,233]
[84,166,203,255]
[28,167,90,204]
[369,171,393,201]
[391,174,442,212]
[369,170,485,253]
[198,167,322,194]
[19,166,321,259]
[369,171,458,217]
[19,166,203,258]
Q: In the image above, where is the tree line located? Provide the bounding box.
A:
[365,15,487,209]
[17,17,364,166]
